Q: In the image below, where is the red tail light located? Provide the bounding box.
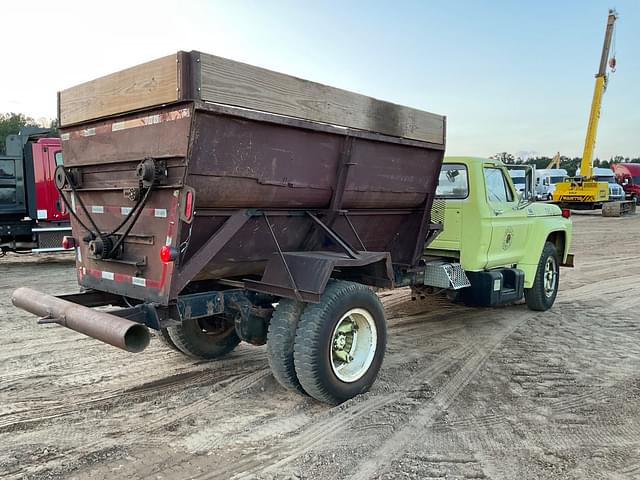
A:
[561,208,571,219]
[160,245,178,263]
[62,236,76,250]
[184,190,194,221]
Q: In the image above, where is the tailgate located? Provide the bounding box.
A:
[59,104,194,304]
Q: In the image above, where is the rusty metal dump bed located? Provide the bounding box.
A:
[56,52,445,306]
[60,101,444,305]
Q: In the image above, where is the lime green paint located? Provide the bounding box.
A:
[427,157,573,289]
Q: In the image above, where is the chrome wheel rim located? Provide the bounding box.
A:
[544,256,558,298]
[330,308,377,383]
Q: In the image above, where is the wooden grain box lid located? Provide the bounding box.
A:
[58,51,445,145]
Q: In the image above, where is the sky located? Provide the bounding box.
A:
[2,0,638,159]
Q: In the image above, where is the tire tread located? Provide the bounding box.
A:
[267,299,306,394]
[167,320,240,359]
[525,241,559,311]
[294,280,385,404]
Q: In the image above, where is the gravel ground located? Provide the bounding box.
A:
[1,212,639,480]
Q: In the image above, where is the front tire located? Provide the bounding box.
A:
[293,280,386,404]
[167,317,240,359]
[525,241,559,311]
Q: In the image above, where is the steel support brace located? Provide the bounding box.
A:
[306,212,358,259]
[263,213,303,301]
[171,210,250,296]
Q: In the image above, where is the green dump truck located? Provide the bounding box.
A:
[13,52,573,405]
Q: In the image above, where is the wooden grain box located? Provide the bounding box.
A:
[58,51,445,144]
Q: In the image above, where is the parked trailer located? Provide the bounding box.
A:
[12,51,571,404]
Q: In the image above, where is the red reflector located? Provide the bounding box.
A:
[561,208,571,219]
[62,236,76,250]
[160,245,177,263]
[184,190,194,221]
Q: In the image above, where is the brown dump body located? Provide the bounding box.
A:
[58,52,445,305]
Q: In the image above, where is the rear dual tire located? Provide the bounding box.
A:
[166,318,240,359]
[267,299,306,394]
[267,280,387,404]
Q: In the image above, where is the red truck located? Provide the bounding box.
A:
[0,128,71,254]
[612,163,640,205]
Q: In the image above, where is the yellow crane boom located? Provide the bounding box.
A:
[580,9,617,179]
[546,152,561,169]
[553,10,617,207]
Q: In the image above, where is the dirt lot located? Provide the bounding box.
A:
[1,213,640,480]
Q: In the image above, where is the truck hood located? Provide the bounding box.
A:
[524,202,563,217]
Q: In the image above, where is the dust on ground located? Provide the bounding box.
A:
[1,213,639,480]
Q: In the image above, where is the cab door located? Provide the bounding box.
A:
[483,166,530,268]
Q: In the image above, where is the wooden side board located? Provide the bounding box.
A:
[196,52,445,144]
[58,54,179,127]
[58,51,445,145]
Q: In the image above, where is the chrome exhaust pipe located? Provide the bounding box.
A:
[12,287,150,353]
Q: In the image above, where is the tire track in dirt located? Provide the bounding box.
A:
[199,311,528,479]
[1,367,272,480]
[0,350,268,434]
[349,313,532,480]
[181,343,476,480]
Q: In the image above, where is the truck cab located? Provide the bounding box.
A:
[590,167,626,202]
[507,168,526,196]
[426,157,573,310]
[535,168,567,201]
[612,163,640,204]
[0,128,70,253]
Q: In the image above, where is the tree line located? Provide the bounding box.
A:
[491,152,640,176]
[0,113,58,155]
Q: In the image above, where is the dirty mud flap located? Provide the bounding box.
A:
[561,253,575,268]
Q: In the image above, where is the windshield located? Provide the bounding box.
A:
[594,175,616,184]
[550,176,565,184]
[633,176,640,184]
[511,177,525,185]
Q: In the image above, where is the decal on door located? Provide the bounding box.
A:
[503,226,514,250]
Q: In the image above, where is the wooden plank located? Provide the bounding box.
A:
[197,52,445,144]
[59,54,179,126]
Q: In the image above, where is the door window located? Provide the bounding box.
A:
[484,168,514,203]
[436,164,469,199]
